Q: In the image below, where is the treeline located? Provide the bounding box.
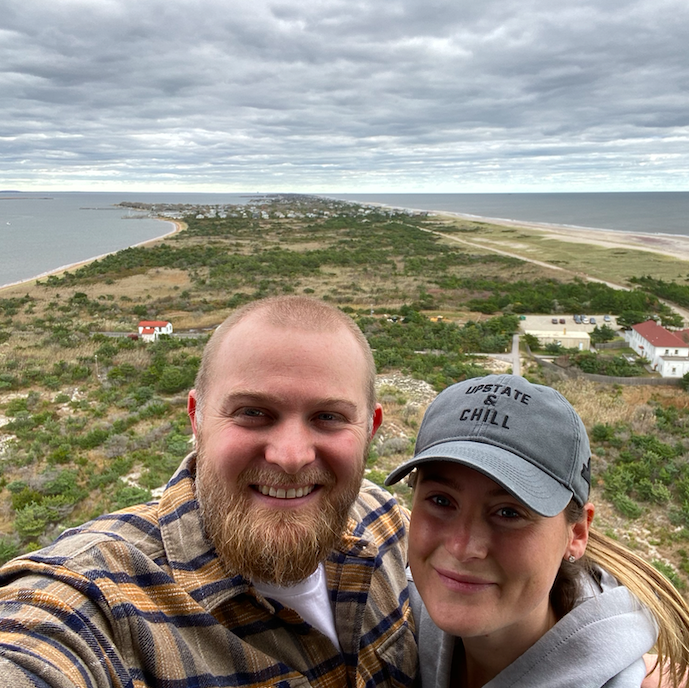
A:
[629,276,689,309]
[441,275,671,318]
[569,352,646,377]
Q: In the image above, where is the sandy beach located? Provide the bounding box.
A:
[439,210,689,262]
[348,197,689,263]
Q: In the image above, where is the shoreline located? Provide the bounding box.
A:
[354,198,689,262]
[0,218,185,293]
[436,210,689,262]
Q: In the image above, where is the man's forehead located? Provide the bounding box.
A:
[208,317,366,379]
[217,316,359,354]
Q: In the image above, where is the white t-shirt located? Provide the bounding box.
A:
[253,563,341,650]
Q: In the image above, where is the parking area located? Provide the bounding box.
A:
[518,314,618,333]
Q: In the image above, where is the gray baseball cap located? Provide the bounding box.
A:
[385,374,591,517]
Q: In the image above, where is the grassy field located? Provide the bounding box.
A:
[435,217,689,286]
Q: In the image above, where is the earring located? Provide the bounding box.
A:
[567,555,576,563]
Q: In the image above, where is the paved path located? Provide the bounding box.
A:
[511,333,521,376]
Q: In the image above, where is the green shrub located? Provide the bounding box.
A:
[10,487,43,512]
[651,560,685,590]
[157,366,188,394]
[5,397,29,415]
[0,539,19,565]
[591,423,616,442]
[43,470,86,505]
[637,479,672,505]
[14,502,60,540]
[681,371,689,392]
[610,493,643,519]
[48,444,73,465]
[77,428,110,449]
[112,483,152,511]
[365,470,391,489]
[6,480,28,494]
[42,375,61,390]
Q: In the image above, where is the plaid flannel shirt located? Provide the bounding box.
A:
[0,454,416,687]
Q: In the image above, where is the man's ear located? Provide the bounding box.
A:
[188,390,199,437]
[370,403,383,439]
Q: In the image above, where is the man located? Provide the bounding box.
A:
[0,296,416,687]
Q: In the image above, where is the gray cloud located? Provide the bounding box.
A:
[0,0,688,191]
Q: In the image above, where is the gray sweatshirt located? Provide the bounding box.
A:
[410,567,658,687]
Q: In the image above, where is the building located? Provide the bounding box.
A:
[525,329,591,350]
[137,320,173,342]
[625,320,689,378]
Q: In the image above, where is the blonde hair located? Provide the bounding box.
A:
[554,504,689,687]
[193,295,377,424]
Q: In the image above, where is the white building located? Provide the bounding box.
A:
[138,320,173,342]
[525,329,591,350]
[625,320,689,378]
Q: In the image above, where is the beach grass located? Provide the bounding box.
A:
[436,217,689,287]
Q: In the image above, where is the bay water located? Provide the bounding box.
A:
[0,192,254,288]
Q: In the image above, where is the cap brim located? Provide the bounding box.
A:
[384,440,574,517]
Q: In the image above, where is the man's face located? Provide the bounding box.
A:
[189,315,382,585]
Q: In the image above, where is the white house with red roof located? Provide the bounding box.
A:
[625,319,689,377]
[138,320,173,342]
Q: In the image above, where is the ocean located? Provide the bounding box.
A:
[2,191,689,288]
[326,192,689,236]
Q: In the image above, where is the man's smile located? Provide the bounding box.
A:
[255,484,316,499]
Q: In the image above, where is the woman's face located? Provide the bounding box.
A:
[409,461,587,645]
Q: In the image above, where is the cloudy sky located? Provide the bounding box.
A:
[2,0,688,193]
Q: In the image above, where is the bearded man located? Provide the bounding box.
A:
[0,297,416,687]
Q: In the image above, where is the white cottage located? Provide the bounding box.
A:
[137,320,173,342]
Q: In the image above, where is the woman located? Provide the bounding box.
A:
[385,374,689,687]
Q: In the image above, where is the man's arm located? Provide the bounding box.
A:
[0,575,126,687]
[0,658,46,688]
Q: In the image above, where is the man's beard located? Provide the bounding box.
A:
[195,448,365,586]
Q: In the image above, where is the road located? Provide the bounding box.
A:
[511,334,521,376]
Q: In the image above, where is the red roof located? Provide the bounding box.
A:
[138,320,170,327]
[140,327,156,335]
[632,320,687,348]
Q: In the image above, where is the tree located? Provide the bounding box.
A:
[590,324,616,344]
[660,312,685,329]
[157,366,188,394]
[681,371,689,392]
[522,333,541,351]
[616,310,649,330]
